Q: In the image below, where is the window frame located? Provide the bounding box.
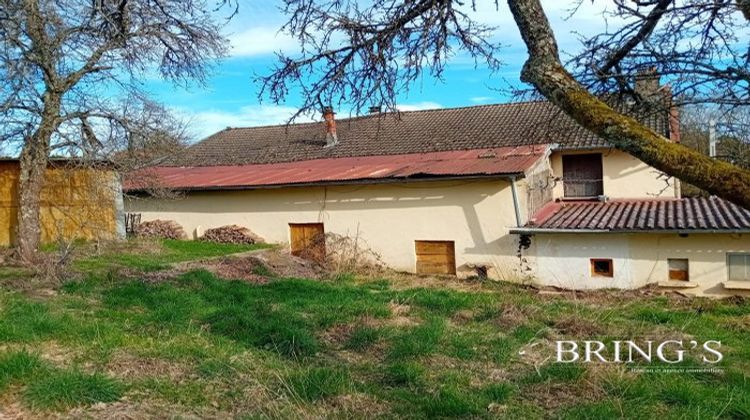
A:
[727,253,750,282]
[590,258,614,278]
[667,258,690,281]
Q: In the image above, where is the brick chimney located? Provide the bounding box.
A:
[634,67,660,97]
[368,105,382,114]
[323,106,338,147]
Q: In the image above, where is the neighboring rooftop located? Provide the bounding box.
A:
[512,197,750,233]
[163,100,671,167]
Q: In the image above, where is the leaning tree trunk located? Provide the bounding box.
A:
[15,95,60,263]
[507,0,750,209]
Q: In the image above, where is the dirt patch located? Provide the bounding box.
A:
[493,304,534,329]
[323,393,391,418]
[524,381,603,412]
[183,256,270,283]
[106,352,193,381]
[553,315,604,337]
[64,399,225,420]
[319,324,354,347]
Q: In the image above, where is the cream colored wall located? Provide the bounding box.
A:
[527,233,750,296]
[550,149,677,199]
[126,179,527,279]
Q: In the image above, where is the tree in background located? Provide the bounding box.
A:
[261,0,750,208]
[0,0,233,263]
[680,106,750,196]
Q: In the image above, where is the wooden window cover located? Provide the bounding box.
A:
[668,258,689,281]
[415,240,456,275]
[289,223,325,262]
[590,258,613,277]
[562,154,604,198]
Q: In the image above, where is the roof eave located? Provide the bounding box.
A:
[126,172,526,194]
[509,227,750,235]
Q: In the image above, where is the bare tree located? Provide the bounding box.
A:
[0,0,233,262]
[260,0,750,208]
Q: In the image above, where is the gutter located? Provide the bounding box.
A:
[509,227,750,235]
[126,172,526,194]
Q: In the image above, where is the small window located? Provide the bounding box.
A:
[668,259,689,281]
[728,254,750,281]
[591,259,613,277]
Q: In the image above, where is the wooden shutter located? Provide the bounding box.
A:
[562,154,604,198]
[415,240,456,275]
[289,223,325,262]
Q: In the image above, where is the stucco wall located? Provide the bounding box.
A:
[0,162,121,246]
[126,179,528,279]
[527,232,750,296]
[550,149,678,199]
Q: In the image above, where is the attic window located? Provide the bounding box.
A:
[591,259,613,278]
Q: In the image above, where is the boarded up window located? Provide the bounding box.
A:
[289,223,325,262]
[563,154,604,198]
[668,258,689,281]
[415,240,456,275]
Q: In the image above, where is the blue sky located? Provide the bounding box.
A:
[146,1,613,139]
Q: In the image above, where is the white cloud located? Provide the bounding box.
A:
[228,27,299,57]
[395,101,442,112]
[470,96,494,103]
[175,104,316,139]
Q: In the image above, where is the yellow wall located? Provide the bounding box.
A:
[550,149,678,199]
[528,233,750,297]
[126,179,529,280]
[0,161,121,246]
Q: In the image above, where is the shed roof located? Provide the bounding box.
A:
[511,197,750,233]
[125,145,547,192]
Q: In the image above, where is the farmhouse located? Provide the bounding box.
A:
[124,98,750,297]
[0,159,125,246]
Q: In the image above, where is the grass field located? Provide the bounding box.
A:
[0,240,748,418]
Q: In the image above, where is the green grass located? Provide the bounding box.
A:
[344,325,380,350]
[0,351,45,390]
[0,239,748,417]
[75,239,271,272]
[24,370,122,409]
[287,367,352,401]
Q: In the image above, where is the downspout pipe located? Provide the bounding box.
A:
[509,176,522,227]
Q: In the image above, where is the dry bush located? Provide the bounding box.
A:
[200,224,263,244]
[319,231,384,276]
[134,219,186,240]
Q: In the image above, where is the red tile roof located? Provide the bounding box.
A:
[514,197,750,233]
[125,146,547,191]
[160,100,671,167]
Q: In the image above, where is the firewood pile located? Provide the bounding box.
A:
[134,219,187,240]
[200,224,263,244]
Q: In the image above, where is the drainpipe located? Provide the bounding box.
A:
[509,176,522,227]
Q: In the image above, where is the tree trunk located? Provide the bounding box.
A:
[507,0,750,209]
[15,94,60,263]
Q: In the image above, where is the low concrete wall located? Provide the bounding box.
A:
[527,232,750,296]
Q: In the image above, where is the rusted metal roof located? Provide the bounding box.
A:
[124,146,547,191]
[512,197,750,233]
